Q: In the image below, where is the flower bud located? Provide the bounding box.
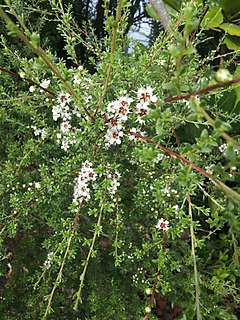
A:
[215,69,232,83]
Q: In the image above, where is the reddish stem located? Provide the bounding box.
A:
[189,5,209,43]
[129,131,212,180]
[164,77,240,103]
[145,269,161,320]
[171,122,181,147]
[0,66,56,96]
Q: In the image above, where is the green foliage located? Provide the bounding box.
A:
[0,1,240,320]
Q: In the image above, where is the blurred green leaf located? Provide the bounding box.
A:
[220,23,240,36]
[202,7,223,29]
[224,35,240,50]
[220,0,240,15]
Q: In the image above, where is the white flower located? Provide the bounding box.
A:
[105,127,123,146]
[107,100,121,114]
[137,86,156,103]
[85,95,92,103]
[155,153,164,163]
[129,128,137,141]
[31,126,47,140]
[61,140,70,151]
[52,105,61,121]
[60,121,71,133]
[57,92,71,106]
[34,182,41,189]
[29,86,35,92]
[156,218,169,231]
[40,79,51,89]
[136,102,150,123]
[59,105,71,120]
[219,143,227,153]
[234,147,239,154]
[72,106,81,117]
[73,74,81,85]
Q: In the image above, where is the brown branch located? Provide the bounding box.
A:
[164,77,240,103]
[189,5,209,43]
[129,131,240,201]
[0,66,56,97]
[145,269,161,320]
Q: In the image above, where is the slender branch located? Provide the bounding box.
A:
[94,0,123,116]
[189,5,209,43]
[44,232,74,318]
[73,190,107,310]
[129,131,240,201]
[43,202,83,318]
[144,270,161,320]
[164,77,240,103]
[187,193,201,320]
[0,66,56,96]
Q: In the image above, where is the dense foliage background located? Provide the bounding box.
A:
[0,0,240,319]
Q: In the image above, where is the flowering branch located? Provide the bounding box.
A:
[0,5,93,119]
[0,66,56,96]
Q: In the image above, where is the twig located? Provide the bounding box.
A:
[164,77,240,103]
[128,131,240,201]
[187,193,201,320]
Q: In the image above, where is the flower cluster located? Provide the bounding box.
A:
[136,86,157,124]
[43,252,54,270]
[52,92,80,151]
[103,96,133,147]
[106,169,121,197]
[31,125,47,140]
[103,86,157,147]
[156,218,170,231]
[73,161,97,203]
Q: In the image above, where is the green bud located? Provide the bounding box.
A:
[145,288,152,295]
[215,69,233,83]
[145,306,151,313]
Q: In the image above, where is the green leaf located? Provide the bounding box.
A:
[224,35,240,50]
[218,89,237,113]
[202,7,223,29]
[220,0,240,15]
[156,119,163,136]
[200,128,208,139]
[220,23,240,36]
